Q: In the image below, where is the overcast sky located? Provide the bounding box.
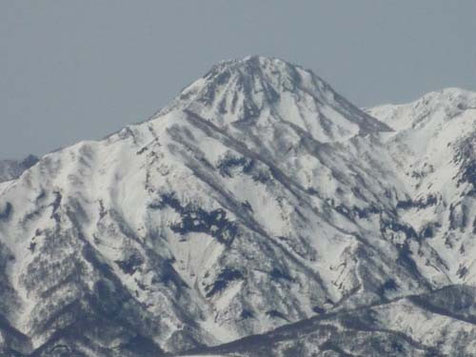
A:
[2,1,476,159]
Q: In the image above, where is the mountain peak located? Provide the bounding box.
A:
[207,55,309,83]
[158,56,390,141]
[163,55,318,113]
[212,55,286,69]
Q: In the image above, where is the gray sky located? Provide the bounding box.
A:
[2,1,476,159]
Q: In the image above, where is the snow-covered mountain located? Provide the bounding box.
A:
[0,56,474,356]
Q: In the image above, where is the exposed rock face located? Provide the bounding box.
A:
[0,57,474,356]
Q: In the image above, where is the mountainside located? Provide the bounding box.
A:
[0,56,474,356]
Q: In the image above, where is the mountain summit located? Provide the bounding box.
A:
[163,56,391,142]
[0,57,475,356]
